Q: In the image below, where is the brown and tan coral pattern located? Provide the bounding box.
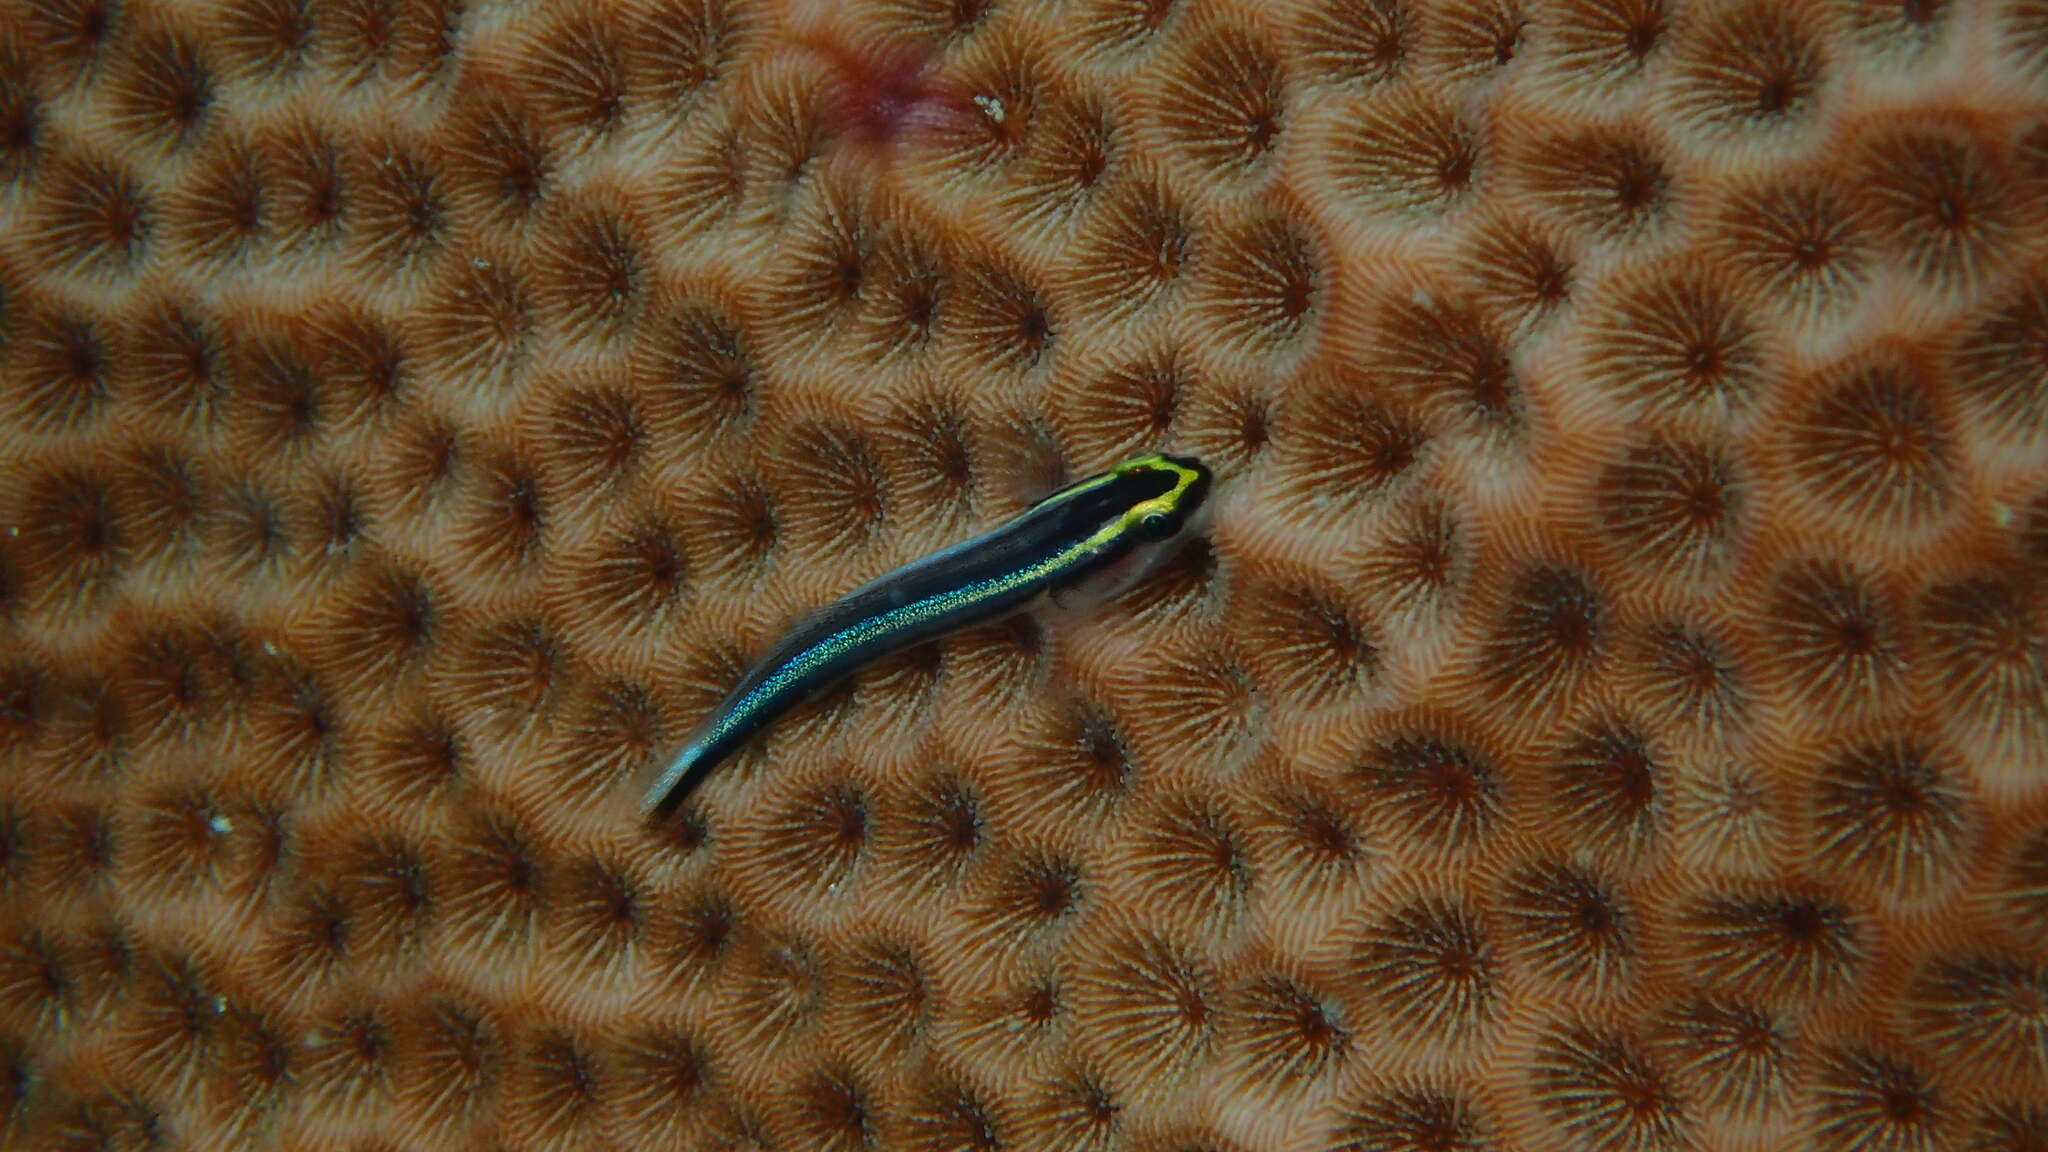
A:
[1,0,2046,1148]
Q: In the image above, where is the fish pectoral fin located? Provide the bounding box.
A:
[1045,564,1129,615]
[1046,580,1091,613]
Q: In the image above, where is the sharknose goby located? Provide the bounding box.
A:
[640,453,1214,819]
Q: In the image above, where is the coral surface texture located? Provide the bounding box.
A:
[2,0,2047,1148]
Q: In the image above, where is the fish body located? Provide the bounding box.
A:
[640,453,1212,818]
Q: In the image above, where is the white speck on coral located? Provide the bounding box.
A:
[975,94,1006,124]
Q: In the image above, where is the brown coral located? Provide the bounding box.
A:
[1,0,2044,1148]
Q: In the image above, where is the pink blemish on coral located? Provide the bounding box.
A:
[796,32,977,161]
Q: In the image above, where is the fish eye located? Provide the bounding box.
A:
[1135,510,1176,541]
